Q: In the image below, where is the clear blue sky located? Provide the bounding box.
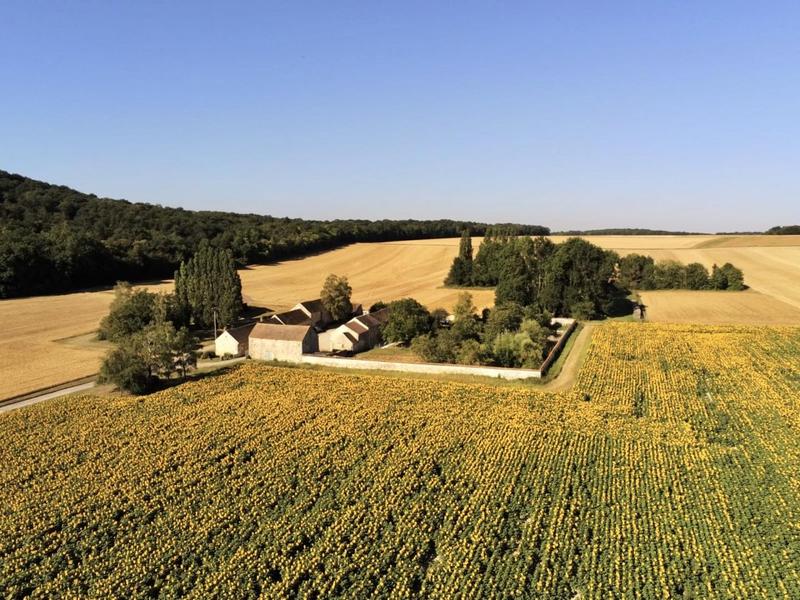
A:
[2,1,798,231]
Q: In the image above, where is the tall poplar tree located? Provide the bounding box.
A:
[445,229,474,286]
[174,243,243,328]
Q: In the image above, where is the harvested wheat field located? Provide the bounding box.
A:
[0,283,172,401]
[0,292,116,400]
[639,289,800,325]
[568,235,800,324]
[240,241,495,312]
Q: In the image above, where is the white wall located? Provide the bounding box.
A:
[300,355,541,380]
[215,333,241,357]
[250,338,305,362]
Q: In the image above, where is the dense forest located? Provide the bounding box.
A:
[0,170,548,298]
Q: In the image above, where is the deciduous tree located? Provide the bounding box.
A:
[321,274,353,322]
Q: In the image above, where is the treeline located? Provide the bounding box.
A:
[557,226,800,235]
[553,228,709,235]
[617,255,745,291]
[765,225,800,235]
[446,230,746,318]
[0,170,548,298]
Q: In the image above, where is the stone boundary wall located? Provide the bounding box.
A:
[300,355,542,380]
[539,319,578,375]
[294,319,577,382]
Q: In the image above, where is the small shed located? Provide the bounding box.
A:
[249,323,318,363]
[214,324,255,357]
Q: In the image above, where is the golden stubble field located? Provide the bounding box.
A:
[0,283,171,400]
[1,234,799,399]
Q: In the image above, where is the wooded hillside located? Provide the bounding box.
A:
[0,170,548,298]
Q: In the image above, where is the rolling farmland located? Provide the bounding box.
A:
[638,289,800,325]
[0,283,171,401]
[238,235,800,317]
[2,323,799,597]
[1,234,799,400]
[239,240,495,312]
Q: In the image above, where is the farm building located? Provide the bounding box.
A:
[286,299,364,329]
[214,324,255,357]
[268,308,313,326]
[291,299,333,328]
[248,323,318,362]
[320,308,390,353]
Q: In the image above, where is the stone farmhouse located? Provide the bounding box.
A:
[248,323,318,362]
[214,299,386,362]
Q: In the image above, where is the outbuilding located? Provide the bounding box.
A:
[325,308,390,353]
[214,324,255,357]
[248,323,318,362]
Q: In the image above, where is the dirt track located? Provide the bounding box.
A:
[540,324,595,392]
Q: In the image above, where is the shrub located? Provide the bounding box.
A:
[490,331,543,369]
[412,330,459,363]
[456,339,484,365]
[99,345,152,395]
[383,298,431,344]
[569,300,595,320]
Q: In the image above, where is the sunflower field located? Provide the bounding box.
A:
[1,323,799,598]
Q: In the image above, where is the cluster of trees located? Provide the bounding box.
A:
[174,244,243,328]
[617,255,745,291]
[0,170,548,298]
[447,231,619,319]
[381,293,554,368]
[98,285,198,394]
[99,247,244,393]
[446,231,747,318]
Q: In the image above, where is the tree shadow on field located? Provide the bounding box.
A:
[603,288,637,318]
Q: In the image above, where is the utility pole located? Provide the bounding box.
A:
[213,307,218,340]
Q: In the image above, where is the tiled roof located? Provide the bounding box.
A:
[250,323,312,342]
[269,309,312,325]
[226,324,255,344]
[296,299,325,313]
[346,320,369,335]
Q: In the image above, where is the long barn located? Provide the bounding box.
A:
[248,323,318,362]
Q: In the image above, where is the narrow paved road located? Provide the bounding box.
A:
[0,381,97,414]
